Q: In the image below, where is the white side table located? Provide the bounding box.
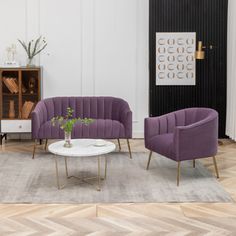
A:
[48,139,116,191]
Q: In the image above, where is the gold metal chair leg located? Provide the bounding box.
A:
[126,139,132,159]
[97,156,101,191]
[193,159,196,168]
[65,157,69,178]
[32,140,37,159]
[213,156,219,179]
[146,151,153,170]
[104,157,107,179]
[44,139,48,151]
[117,139,121,151]
[177,161,181,186]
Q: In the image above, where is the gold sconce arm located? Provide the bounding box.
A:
[195,41,205,60]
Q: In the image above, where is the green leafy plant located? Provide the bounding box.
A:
[18,36,47,65]
[51,107,93,133]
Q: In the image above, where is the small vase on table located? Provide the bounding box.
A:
[64,131,72,148]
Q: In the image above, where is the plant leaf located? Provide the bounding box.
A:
[27,41,32,58]
[32,36,42,57]
[34,43,47,57]
[18,39,28,54]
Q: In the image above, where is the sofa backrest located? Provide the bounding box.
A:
[40,96,130,120]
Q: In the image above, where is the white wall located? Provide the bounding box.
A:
[226,0,236,140]
[0,0,149,137]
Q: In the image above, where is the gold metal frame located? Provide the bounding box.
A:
[117,139,121,151]
[32,139,37,159]
[146,151,153,170]
[54,155,107,191]
[213,156,219,178]
[126,139,132,159]
[32,139,48,159]
[44,139,48,150]
[146,153,220,186]
[177,162,181,186]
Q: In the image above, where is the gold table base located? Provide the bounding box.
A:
[54,156,107,191]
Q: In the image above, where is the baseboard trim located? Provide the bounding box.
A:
[133,132,144,139]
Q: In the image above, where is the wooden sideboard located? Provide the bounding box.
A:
[0,67,41,144]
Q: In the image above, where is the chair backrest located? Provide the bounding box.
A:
[155,108,218,135]
[39,96,130,120]
[176,108,218,126]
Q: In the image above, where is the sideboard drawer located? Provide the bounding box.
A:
[1,120,31,133]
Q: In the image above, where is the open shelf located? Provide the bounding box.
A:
[3,93,19,96]
[22,93,38,96]
[0,67,41,120]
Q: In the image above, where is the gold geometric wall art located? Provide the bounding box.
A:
[156,32,196,85]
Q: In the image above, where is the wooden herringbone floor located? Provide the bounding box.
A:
[0,139,236,235]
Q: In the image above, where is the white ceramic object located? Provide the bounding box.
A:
[94,139,107,147]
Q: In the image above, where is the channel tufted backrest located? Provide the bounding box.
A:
[156,108,217,135]
[41,97,129,121]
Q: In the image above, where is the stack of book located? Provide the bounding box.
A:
[22,101,34,119]
[3,77,27,94]
[3,77,18,93]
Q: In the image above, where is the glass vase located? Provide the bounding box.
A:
[27,57,35,67]
[64,131,72,148]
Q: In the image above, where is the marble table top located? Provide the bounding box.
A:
[48,139,116,157]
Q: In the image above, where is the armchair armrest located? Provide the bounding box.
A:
[145,111,177,141]
[31,101,48,139]
[145,117,161,142]
[173,116,218,161]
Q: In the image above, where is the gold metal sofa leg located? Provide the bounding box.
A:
[32,140,37,159]
[117,139,121,151]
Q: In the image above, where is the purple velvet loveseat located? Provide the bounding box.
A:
[31,97,132,158]
[145,108,219,186]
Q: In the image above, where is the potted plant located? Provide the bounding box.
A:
[18,36,47,67]
[51,107,93,148]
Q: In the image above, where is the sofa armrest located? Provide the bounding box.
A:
[31,101,48,139]
[173,116,218,161]
[120,109,132,138]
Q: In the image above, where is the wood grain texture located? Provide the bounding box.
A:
[0,139,236,234]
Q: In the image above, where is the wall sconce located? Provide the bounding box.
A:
[195,41,205,60]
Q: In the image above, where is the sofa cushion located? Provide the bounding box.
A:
[38,119,126,139]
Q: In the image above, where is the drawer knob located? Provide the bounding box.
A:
[19,125,22,129]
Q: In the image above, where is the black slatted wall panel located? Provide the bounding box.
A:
[149,0,228,137]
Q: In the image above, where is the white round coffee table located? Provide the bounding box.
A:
[48,139,116,191]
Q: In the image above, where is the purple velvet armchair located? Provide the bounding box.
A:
[145,108,219,186]
[32,97,132,158]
